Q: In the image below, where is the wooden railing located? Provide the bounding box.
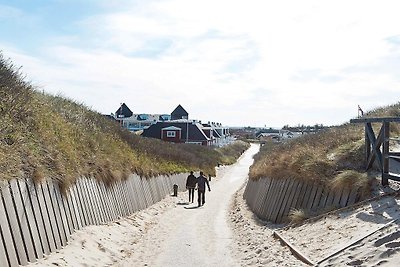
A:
[350,117,400,185]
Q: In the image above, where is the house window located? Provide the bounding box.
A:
[167,131,176,137]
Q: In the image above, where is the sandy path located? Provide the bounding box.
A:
[119,143,260,267]
[29,144,259,267]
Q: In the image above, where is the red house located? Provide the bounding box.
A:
[161,126,182,143]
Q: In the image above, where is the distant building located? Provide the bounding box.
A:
[115,103,133,118]
[142,120,212,145]
[110,103,232,146]
[171,104,188,120]
[112,103,172,132]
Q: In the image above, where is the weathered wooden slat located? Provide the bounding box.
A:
[100,182,114,221]
[98,181,114,221]
[332,188,343,208]
[244,179,255,206]
[294,181,308,209]
[95,179,109,222]
[254,179,267,218]
[287,179,303,214]
[59,188,74,235]
[126,176,136,213]
[70,184,86,228]
[42,182,62,249]
[300,182,313,209]
[30,179,56,255]
[318,186,329,208]
[156,176,164,198]
[135,176,145,210]
[1,183,29,265]
[138,176,147,209]
[148,178,157,204]
[19,179,45,259]
[108,184,122,219]
[116,181,128,216]
[74,179,90,226]
[347,188,359,205]
[133,177,142,210]
[82,178,99,224]
[281,179,301,222]
[88,179,104,224]
[142,178,153,206]
[53,183,73,237]
[311,185,323,211]
[120,179,131,215]
[82,178,100,225]
[10,180,37,262]
[324,188,336,208]
[166,175,173,196]
[0,227,9,267]
[128,177,138,213]
[272,179,291,223]
[64,187,79,231]
[112,182,124,218]
[48,180,70,246]
[47,180,67,247]
[258,178,273,220]
[305,183,318,211]
[339,188,351,208]
[265,179,281,220]
[0,185,19,267]
[276,179,295,223]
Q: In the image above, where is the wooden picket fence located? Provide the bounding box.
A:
[0,173,187,267]
[243,177,360,223]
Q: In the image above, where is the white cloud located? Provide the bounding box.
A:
[2,0,400,127]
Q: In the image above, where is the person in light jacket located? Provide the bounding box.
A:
[186,171,197,203]
[197,171,211,207]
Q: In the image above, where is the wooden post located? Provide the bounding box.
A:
[382,122,390,186]
[365,123,371,168]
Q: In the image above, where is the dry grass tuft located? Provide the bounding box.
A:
[288,208,308,224]
[330,170,366,191]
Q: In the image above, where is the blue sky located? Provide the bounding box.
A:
[1,0,400,127]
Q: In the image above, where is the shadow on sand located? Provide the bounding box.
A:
[184,206,202,209]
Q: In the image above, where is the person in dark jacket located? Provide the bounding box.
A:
[197,171,211,207]
[186,171,197,203]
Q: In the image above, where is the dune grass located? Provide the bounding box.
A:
[288,208,308,224]
[0,54,249,190]
[250,102,400,197]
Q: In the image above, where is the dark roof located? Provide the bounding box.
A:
[171,104,188,120]
[137,114,149,121]
[115,103,133,118]
[159,114,171,121]
[142,121,208,142]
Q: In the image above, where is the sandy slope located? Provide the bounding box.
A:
[29,144,260,267]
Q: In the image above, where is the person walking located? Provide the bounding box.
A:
[186,171,197,203]
[197,171,211,207]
